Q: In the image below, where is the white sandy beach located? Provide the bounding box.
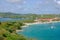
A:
[22,21,60,27]
[16,30,23,32]
[16,21,60,32]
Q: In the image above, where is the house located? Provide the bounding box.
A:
[52,17,60,21]
[35,18,53,22]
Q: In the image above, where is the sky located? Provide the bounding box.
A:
[0,0,60,14]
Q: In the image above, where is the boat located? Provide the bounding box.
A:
[51,26,54,29]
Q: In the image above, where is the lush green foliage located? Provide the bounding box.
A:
[0,22,34,40]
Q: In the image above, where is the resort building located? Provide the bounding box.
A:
[34,17,60,22]
[52,17,60,21]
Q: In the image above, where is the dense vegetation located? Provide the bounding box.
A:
[0,22,34,40]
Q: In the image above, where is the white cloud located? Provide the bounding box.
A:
[36,1,49,5]
[6,0,22,3]
[17,5,22,9]
[23,1,26,4]
[54,0,56,2]
[36,1,42,6]
[45,1,49,4]
[54,0,60,5]
[56,1,60,4]
[37,1,42,4]
[22,8,28,11]
[6,0,27,4]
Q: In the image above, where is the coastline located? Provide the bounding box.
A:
[16,21,60,32]
[22,21,60,27]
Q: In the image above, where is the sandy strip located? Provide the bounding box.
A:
[16,30,23,32]
[16,21,60,32]
[22,21,60,27]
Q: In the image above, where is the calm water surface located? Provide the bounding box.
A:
[0,18,23,22]
[18,22,60,40]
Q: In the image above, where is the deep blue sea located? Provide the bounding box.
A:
[18,22,60,40]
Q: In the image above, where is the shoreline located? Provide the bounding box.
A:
[16,21,60,32]
[22,21,60,27]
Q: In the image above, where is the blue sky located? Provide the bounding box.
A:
[0,0,60,14]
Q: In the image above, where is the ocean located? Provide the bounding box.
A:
[18,22,60,40]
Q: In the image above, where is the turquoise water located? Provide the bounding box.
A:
[0,18,32,22]
[18,22,60,40]
[0,18,23,22]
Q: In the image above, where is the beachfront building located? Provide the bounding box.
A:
[38,18,52,22]
[34,18,52,22]
[34,17,60,22]
[52,17,60,21]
